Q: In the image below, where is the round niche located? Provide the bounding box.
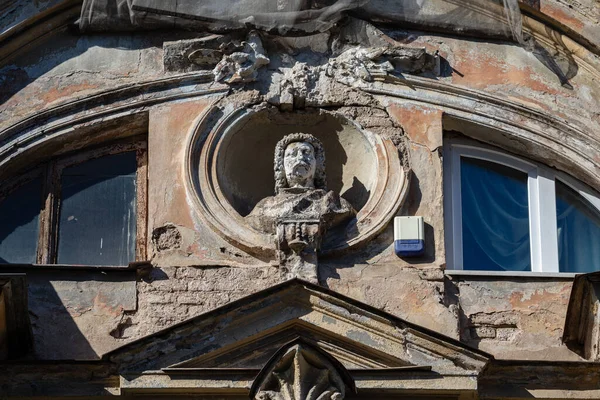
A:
[186,105,408,258]
[217,109,377,217]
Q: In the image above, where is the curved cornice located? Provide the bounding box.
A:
[366,75,600,188]
[1,70,597,188]
[0,0,81,66]
[520,3,600,56]
[522,14,600,83]
[0,72,228,170]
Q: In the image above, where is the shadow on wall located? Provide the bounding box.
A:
[25,270,137,360]
[402,170,437,265]
[342,177,371,211]
[318,169,436,275]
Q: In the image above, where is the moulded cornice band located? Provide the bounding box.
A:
[0,73,228,170]
[364,78,600,189]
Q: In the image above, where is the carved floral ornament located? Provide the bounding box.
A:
[162,30,440,86]
[250,339,356,400]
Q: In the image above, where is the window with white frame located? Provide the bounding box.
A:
[444,142,600,273]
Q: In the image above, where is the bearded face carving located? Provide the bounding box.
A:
[282,141,317,190]
[246,133,355,235]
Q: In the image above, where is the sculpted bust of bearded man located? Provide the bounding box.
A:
[245,133,356,234]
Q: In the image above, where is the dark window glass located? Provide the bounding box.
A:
[0,178,42,264]
[57,152,137,265]
[461,157,531,271]
[556,180,600,273]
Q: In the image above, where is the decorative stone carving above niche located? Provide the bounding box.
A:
[162,26,440,91]
[164,31,269,83]
[185,99,410,272]
[327,46,440,85]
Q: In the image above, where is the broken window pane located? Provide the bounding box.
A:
[0,178,42,264]
[57,152,137,265]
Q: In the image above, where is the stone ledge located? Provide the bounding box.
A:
[445,270,577,279]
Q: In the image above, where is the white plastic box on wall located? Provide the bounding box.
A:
[394,216,425,257]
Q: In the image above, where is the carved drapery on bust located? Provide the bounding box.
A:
[250,339,355,400]
[245,134,355,282]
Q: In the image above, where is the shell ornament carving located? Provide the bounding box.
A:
[251,340,355,400]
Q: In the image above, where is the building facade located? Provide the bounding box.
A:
[2,0,600,398]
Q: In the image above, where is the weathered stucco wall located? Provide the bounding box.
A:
[537,0,600,45]
[26,270,137,359]
[1,0,66,34]
[1,0,599,363]
[452,276,576,360]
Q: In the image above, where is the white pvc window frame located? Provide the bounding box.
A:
[444,142,600,273]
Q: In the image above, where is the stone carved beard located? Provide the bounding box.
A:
[283,141,317,190]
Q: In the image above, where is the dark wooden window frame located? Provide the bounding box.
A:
[0,139,148,267]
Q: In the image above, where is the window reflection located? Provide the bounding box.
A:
[0,178,42,264]
[57,152,137,266]
[461,157,531,271]
[556,180,600,273]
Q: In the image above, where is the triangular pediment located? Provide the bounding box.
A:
[169,320,414,370]
[106,279,490,380]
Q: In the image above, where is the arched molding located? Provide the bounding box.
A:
[366,77,600,190]
[0,66,596,193]
[0,74,227,177]
[0,111,148,181]
[0,0,81,66]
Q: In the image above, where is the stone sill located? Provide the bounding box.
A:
[0,261,151,272]
[445,270,577,279]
